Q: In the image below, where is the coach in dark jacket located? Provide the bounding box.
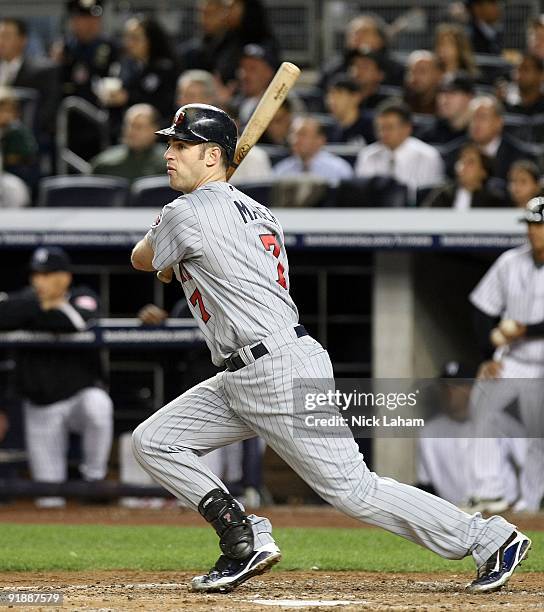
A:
[0,247,113,507]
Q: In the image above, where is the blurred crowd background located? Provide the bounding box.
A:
[2,0,544,209]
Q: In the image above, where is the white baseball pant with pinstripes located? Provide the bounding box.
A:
[132,327,515,567]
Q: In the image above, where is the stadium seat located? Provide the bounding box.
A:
[334,176,408,207]
[37,175,130,207]
[236,180,274,207]
[324,143,362,167]
[260,145,290,167]
[294,85,326,112]
[130,175,179,208]
[416,186,434,207]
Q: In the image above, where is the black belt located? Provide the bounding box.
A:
[225,325,308,372]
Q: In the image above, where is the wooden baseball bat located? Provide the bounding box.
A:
[157,61,301,284]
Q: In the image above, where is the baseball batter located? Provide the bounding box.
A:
[131,103,530,594]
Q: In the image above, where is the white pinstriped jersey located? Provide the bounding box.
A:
[146,181,298,366]
[470,244,544,365]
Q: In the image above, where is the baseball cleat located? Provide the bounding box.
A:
[190,542,281,593]
[466,530,531,593]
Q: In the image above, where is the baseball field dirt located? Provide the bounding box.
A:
[1,503,542,610]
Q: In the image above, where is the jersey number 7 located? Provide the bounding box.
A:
[260,234,288,290]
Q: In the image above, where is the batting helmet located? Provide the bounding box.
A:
[520,196,544,224]
[156,104,237,164]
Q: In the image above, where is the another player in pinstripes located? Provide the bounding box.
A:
[468,196,544,513]
[130,103,530,594]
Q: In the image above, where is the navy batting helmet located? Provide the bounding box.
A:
[156,104,237,164]
[520,196,544,224]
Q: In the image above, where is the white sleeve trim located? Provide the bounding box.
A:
[58,303,87,330]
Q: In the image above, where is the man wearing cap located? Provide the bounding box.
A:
[467,196,544,512]
[236,43,281,127]
[0,247,113,508]
[419,72,475,145]
[417,361,526,509]
[326,75,375,144]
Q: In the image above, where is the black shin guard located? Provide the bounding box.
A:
[198,489,254,559]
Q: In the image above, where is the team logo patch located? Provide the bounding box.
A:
[152,213,162,228]
[74,295,98,311]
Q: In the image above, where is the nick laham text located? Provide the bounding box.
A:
[305,414,425,428]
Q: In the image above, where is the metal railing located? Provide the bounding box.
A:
[56,96,110,175]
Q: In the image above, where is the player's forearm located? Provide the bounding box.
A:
[131,237,156,272]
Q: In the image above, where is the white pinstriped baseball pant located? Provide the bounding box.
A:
[132,328,514,567]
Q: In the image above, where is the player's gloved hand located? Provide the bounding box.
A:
[477,360,502,380]
[157,268,173,284]
[138,304,168,325]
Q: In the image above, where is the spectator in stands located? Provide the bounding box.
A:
[403,51,443,116]
[504,54,544,116]
[355,101,444,200]
[434,23,478,79]
[100,16,178,134]
[444,95,534,181]
[274,116,353,183]
[527,16,544,61]
[465,0,503,56]
[0,247,113,508]
[418,72,475,145]
[348,48,388,112]
[319,14,404,90]
[226,0,280,57]
[469,95,532,180]
[175,70,217,107]
[0,87,39,189]
[52,0,117,105]
[422,142,506,208]
[260,98,293,146]
[417,361,526,509]
[236,43,280,126]
[326,75,373,145]
[178,0,232,82]
[0,17,59,140]
[51,0,118,159]
[179,0,279,88]
[90,104,165,184]
[508,160,543,208]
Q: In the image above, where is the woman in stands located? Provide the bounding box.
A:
[434,23,478,79]
[423,142,506,208]
[100,15,179,136]
[508,159,543,208]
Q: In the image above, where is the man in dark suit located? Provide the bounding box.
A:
[465,0,503,55]
[443,95,535,182]
[0,18,59,139]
